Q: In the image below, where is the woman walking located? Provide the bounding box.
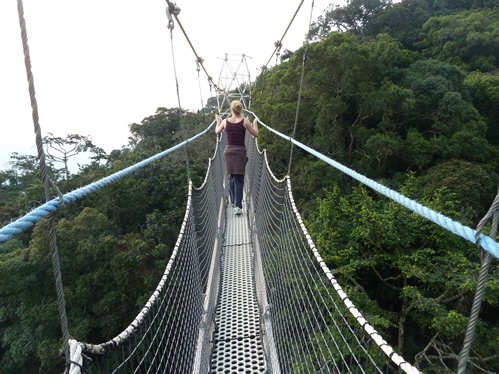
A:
[215,100,259,215]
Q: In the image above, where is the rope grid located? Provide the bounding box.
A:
[67,134,225,373]
[245,133,421,374]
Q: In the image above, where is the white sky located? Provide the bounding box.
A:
[0,0,341,172]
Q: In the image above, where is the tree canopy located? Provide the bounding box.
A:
[252,1,499,372]
[1,0,499,372]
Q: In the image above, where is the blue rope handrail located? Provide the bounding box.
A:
[0,121,215,244]
[245,110,499,259]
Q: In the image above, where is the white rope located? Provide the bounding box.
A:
[74,182,194,355]
[285,177,423,374]
[68,339,82,374]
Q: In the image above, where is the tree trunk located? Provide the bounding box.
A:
[398,275,410,356]
[63,154,69,180]
[398,303,407,356]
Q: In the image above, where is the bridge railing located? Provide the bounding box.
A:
[245,121,422,374]
[68,132,226,373]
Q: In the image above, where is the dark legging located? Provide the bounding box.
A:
[228,174,244,209]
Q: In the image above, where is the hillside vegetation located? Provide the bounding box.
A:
[1,0,499,372]
[252,0,499,372]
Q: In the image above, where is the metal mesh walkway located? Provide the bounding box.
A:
[210,203,267,373]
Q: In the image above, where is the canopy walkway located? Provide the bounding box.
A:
[4,1,499,373]
[2,115,499,373]
[64,130,423,374]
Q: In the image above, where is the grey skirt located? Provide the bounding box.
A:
[224,145,248,175]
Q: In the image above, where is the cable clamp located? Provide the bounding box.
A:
[263,305,272,319]
[196,57,204,72]
[165,6,174,30]
[165,3,180,31]
[169,2,181,16]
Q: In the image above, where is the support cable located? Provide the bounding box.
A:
[197,58,211,159]
[287,0,314,176]
[16,0,70,366]
[165,0,219,92]
[245,113,499,259]
[457,190,499,373]
[270,42,282,107]
[263,0,305,72]
[166,3,190,180]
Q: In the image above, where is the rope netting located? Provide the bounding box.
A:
[245,132,421,374]
[66,126,420,374]
[68,134,226,373]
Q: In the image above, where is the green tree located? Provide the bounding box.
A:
[128,107,183,151]
[43,133,104,180]
[465,71,499,146]
[373,0,433,49]
[398,59,492,172]
[5,153,40,189]
[309,0,392,40]
[416,8,499,71]
[309,177,499,372]
[0,106,207,372]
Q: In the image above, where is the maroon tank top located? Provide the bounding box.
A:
[225,118,246,146]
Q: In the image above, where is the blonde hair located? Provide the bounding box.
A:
[230,100,243,116]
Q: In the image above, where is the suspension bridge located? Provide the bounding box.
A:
[2,1,499,373]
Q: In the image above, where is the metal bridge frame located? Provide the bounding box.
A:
[216,53,253,111]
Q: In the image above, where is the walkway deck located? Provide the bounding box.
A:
[210,203,267,373]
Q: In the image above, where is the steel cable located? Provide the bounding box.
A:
[16,0,71,366]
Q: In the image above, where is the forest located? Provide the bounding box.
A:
[1,0,499,372]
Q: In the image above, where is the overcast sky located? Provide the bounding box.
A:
[1,0,342,172]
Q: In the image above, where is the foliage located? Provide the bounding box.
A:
[0,106,211,372]
[251,2,499,372]
[416,8,499,72]
[308,0,392,39]
[3,0,499,372]
[43,133,104,180]
[308,177,499,372]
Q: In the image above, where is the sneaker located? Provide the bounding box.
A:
[234,207,242,216]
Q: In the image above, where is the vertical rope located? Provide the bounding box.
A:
[197,58,210,160]
[167,14,191,180]
[16,0,70,366]
[270,42,282,107]
[262,0,305,71]
[258,66,268,102]
[287,0,315,176]
[457,190,499,373]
